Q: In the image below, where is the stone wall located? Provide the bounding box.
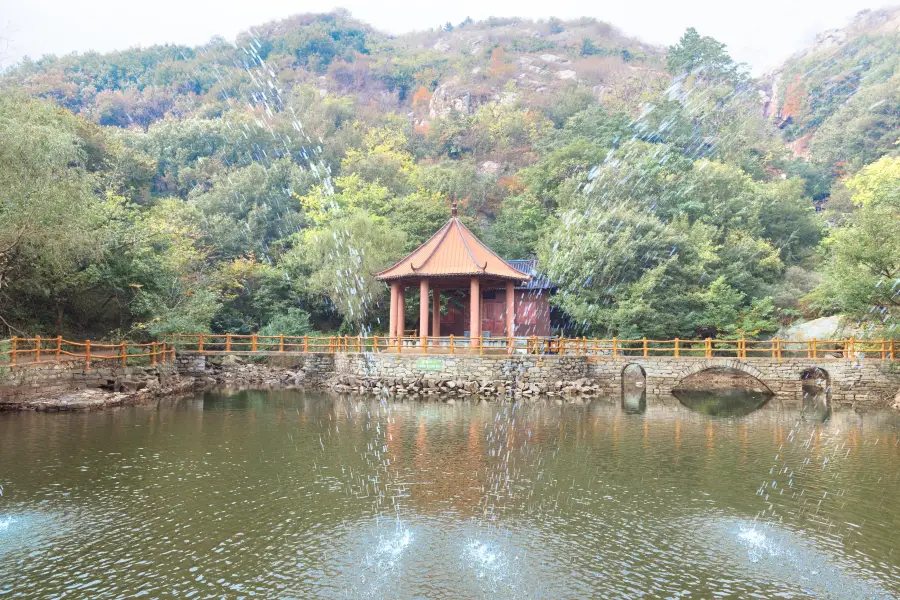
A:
[0,358,178,406]
[329,353,899,405]
[332,353,598,396]
[176,353,335,386]
[173,351,900,406]
[592,357,900,405]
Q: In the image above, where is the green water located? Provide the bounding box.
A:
[2,390,900,598]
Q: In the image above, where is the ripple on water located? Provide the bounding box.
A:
[683,515,896,599]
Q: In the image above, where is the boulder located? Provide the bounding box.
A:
[220,354,245,366]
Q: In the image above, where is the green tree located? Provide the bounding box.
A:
[810,157,900,333]
[285,211,406,326]
[667,27,741,81]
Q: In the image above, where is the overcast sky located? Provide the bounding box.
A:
[0,0,891,73]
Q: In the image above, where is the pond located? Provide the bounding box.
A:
[2,390,899,598]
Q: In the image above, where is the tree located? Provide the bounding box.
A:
[667,28,741,81]
[0,93,104,333]
[810,157,900,334]
[285,211,406,327]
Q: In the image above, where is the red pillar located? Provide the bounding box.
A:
[419,279,429,346]
[506,281,515,338]
[389,282,399,341]
[397,286,405,342]
[432,288,441,341]
[470,277,481,343]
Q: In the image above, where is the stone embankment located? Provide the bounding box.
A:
[3,351,899,410]
[0,359,191,411]
[329,354,604,398]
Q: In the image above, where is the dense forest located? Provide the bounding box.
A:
[0,9,897,341]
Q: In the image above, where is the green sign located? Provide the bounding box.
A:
[415,358,443,371]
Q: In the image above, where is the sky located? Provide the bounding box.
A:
[0,0,891,73]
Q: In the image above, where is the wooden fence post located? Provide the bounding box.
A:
[612,337,618,359]
[847,337,854,361]
[198,334,204,353]
[279,334,285,353]
[890,339,895,361]
[881,339,886,361]
[151,342,157,365]
[35,335,41,363]
[251,334,258,352]
[304,335,309,353]
[9,336,16,367]
[450,335,455,355]
[479,335,484,355]
[705,337,712,358]
[776,338,782,362]
[85,340,91,371]
[225,334,232,352]
[56,336,62,361]
[643,337,648,358]
[373,335,379,353]
[121,342,127,367]
[674,338,679,359]
[811,338,817,360]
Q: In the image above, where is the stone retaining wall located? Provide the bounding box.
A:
[329,353,899,405]
[0,359,178,406]
[172,352,900,406]
[605,357,899,404]
[176,353,334,386]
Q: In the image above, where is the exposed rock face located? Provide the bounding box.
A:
[478,160,501,175]
[427,77,500,118]
[776,315,857,341]
[539,54,569,64]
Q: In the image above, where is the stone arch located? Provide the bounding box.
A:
[621,363,647,390]
[801,367,830,397]
[800,367,830,421]
[621,363,647,414]
[673,359,773,394]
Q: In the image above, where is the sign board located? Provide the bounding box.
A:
[415,358,443,371]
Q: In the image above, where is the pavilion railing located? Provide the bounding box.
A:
[0,337,176,370]
[163,334,897,362]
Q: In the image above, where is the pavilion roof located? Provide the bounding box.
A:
[375,215,530,282]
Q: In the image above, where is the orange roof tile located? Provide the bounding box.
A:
[375,216,530,282]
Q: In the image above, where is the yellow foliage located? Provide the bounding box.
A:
[342,126,415,174]
[846,156,900,207]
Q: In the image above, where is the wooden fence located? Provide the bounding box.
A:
[164,334,897,362]
[0,336,176,370]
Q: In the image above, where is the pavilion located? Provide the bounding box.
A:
[375,203,531,347]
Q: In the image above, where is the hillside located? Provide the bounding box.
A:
[762,6,900,179]
[3,13,666,131]
[0,12,896,342]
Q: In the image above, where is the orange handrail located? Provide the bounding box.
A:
[1,336,176,370]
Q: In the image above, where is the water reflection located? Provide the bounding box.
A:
[1,390,899,598]
[802,392,831,423]
[622,389,647,414]
[673,388,772,417]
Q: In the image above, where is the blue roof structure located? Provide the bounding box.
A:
[505,259,554,291]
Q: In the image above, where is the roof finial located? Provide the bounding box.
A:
[451,198,458,218]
